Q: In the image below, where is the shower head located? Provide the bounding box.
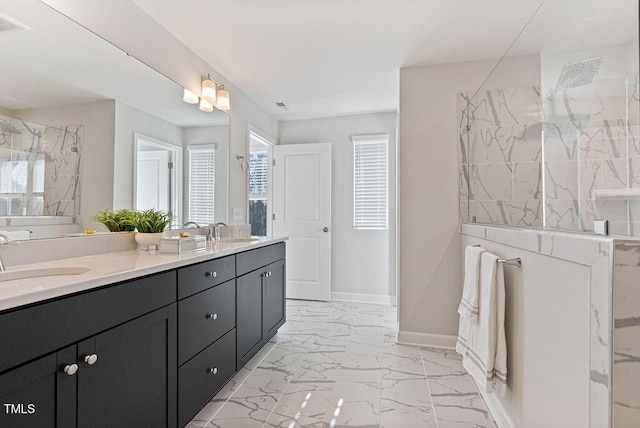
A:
[547,57,603,99]
[0,119,21,135]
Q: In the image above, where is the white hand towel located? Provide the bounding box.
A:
[458,245,485,322]
[456,251,507,394]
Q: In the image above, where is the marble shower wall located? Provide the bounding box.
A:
[613,242,640,425]
[542,78,639,235]
[459,78,640,236]
[0,115,82,218]
[458,86,544,228]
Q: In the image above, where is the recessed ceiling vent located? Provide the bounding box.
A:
[0,13,28,36]
[275,102,288,111]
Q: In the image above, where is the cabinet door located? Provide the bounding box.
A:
[0,346,76,428]
[263,259,286,339]
[77,305,177,428]
[236,269,264,368]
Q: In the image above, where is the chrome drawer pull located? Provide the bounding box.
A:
[63,364,78,376]
[206,313,218,320]
[207,367,218,375]
[83,354,98,365]
[206,271,217,278]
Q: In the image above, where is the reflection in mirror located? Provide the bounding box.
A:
[459,0,639,237]
[134,135,182,226]
[0,0,229,239]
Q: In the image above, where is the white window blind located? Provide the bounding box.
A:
[188,145,215,224]
[353,134,388,229]
[249,151,268,198]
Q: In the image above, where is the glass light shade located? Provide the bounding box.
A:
[215,88,230,111]
[201,78,217,104]
[183,88,199,104]
[199,98,214,112]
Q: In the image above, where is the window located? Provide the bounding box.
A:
[249,151,268,236]
[188,145,215,224]
[353,134,388,229]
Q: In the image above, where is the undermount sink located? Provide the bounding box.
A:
[218,238,259,243]
[0,267,90,282]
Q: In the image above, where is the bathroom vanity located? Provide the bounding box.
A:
[0,238,286,427]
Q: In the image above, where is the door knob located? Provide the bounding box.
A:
[63,364,78,376]
[323,227,332,233]
[83,354,98,365]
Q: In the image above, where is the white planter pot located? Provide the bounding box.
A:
[134,232,163,250]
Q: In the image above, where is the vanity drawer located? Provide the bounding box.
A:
[178,255,235,299]
[178,328,236,427]
[178,279,236,365]
[236,242,285,276]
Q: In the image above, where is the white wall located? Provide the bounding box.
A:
[113,101,183,210]
[14,100,116,230]
[461,231,591,428]
[43,0,278,224]
[398,55,540,343]
[183,125,230,224]
[279,112,397,301]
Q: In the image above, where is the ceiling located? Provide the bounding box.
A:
[131,0,638,121]
[0,0,228,127]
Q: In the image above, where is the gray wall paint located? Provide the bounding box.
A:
[398,55,540,339]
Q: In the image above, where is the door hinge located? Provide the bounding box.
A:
[272,213,276,221]
[272,159,276,166]
[167,162,174,169]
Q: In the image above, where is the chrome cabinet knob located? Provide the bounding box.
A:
[84,354,98,365]
[206,313,218,320]
[64,364,78,376]
[268,272,272,277]
[206,271,217,278]
[207,367,218,375]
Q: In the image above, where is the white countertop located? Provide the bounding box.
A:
[0,236,287,312]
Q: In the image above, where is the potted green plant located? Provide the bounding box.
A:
[131,209,172,250]
[93,209,137,232]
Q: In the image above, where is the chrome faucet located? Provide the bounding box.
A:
[212,222,229,240]
[0,234,17,272]
[183,221,201,229]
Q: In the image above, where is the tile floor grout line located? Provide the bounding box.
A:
[420,347,441,428]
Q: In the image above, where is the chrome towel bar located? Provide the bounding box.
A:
[497,258,521,267]
[471,245,522,268]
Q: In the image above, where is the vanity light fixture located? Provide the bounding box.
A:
[216,86,230,111]
[201,76,217,104]
[199,98,214,112]
[183,88,199,104]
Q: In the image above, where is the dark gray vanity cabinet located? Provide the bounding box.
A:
[0,345,76,427]
[176,256,238,427]
[0,241,286,428]
[236,243,286,369]
[77,305,177,428]
[0,271,178,428]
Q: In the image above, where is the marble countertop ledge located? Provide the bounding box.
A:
[0,236,287,313]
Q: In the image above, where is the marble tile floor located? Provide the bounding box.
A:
[186,300,496,428]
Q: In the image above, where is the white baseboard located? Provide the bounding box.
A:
[331,291,396,306]
[396,330,457,349]
[473,380,515,428]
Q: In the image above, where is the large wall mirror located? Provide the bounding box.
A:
[0,0,229,240]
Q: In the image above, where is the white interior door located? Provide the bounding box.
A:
[273,143,332,301]
[136,150,169,211]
